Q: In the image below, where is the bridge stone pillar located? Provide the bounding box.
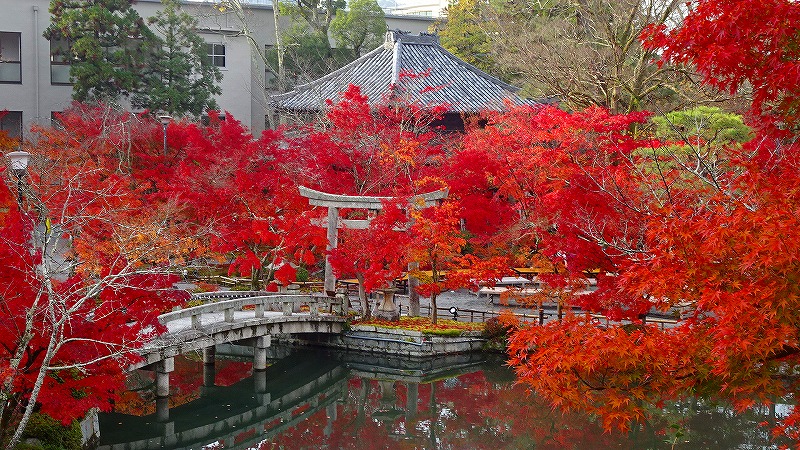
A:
[254,335,271,371]
[202,346,216,394]
[155,397,170,423]
[406,381,419,421]
[155,357,174,398]
[201,366,216,397]
[162,426,178,448]
[253,370,271,404]
[203,346,216,365]
[288,284,301,313]
[324,403,338,437]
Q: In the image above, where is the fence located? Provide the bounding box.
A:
[399,304,545,324]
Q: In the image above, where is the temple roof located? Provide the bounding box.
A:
[271,30,537,114]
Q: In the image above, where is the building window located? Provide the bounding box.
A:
[207,43,225,67]
[0,111,22,139]
[50,38,73,85]
[201,113,226,126]
[51,111,64,129]
[0,32,21,84]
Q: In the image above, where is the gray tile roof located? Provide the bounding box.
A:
[271,31,537,114]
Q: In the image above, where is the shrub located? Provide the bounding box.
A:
[19,413,82,450]
[295,266,309,283]
[482,317,512,351]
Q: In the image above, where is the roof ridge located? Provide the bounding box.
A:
[385,29,440,46]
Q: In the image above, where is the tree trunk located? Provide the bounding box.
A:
[251,267,262,291]
[357,273,369,319]
[430,292,438,324]
[7,300,61,449]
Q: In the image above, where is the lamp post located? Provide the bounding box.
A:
[158,115,172,156]
[6,150,31,205]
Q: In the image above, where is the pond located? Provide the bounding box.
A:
[97,346,791,449]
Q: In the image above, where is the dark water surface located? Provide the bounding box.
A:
[98,347,790,449]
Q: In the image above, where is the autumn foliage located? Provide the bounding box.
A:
[6,0,800,445]
[498,0,800,442]
[0,106,190,447]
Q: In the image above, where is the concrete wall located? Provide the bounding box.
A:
[284,324,487,358]
[1,1,72,134]
[0,0,435,136]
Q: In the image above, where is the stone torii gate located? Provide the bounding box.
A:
[298,186,448,296]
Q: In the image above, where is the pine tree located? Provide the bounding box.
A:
[133,0,223,118]
[44,0,157,102]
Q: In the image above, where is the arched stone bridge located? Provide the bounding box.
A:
[133,290,348,396]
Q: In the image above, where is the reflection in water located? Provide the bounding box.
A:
[98,347,791,449]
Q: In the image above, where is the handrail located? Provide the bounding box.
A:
[408,305,544,324]
[193,290,271,300]
[161,291,345,330]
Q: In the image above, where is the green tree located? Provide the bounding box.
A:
[44,0,157,102]
[652,106,753,146]
[437,0,742,113]
[266,23,352,88]
[132,0,223,117]
[647,107,753,189]
[281,0,346,57]
[330,0,385,59]
[434,0,498,74]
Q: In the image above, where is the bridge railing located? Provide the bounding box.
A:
[161,291,345,330]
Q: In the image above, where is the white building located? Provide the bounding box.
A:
[0,0,435,137]
[382,0,449,18]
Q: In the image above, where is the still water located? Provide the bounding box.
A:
[98,347,790,449]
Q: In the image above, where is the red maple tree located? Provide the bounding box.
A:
[491,0,800,442]
[0,106,190,448]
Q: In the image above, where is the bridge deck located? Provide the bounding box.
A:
[133,292,347,370]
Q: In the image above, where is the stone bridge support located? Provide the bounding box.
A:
[406,381,419,421]
[155,357,174,398]
[254,370,271,405]
[202,347,216,392]
[254,335,272,371]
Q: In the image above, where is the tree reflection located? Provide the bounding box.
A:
[260,362,790,449]
[104,351,791,449]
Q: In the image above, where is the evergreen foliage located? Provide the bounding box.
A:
[45,0,222,118]
[266,24,352,87]
[132,0,223,118]
[44,0,157,102]
[19,413,82,450]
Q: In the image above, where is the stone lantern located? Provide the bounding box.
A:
[373,286,400,321]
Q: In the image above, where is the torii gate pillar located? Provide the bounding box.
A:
[324,207,339,294]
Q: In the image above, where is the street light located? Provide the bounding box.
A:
[6,150,31,205]
[448,306,458,321]
[158,115,172,155]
